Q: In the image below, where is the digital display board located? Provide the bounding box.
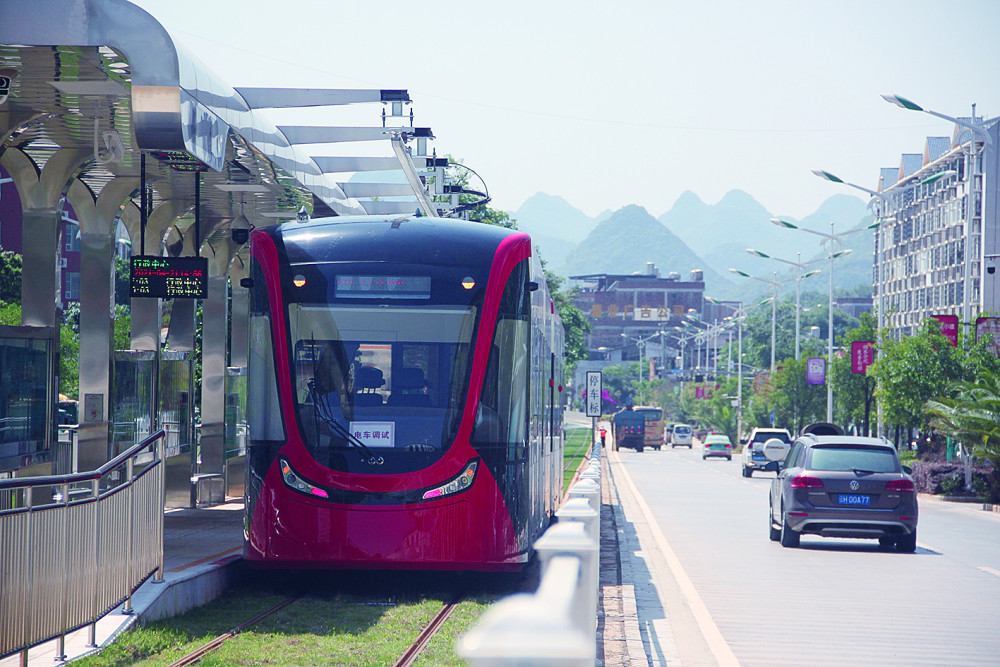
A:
[333,275,431,299]
[130,256,208,299]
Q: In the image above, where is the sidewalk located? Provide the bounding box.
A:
[2,501,246,667]
[598,435,650,666]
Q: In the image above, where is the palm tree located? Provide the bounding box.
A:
[925,372,1000,502]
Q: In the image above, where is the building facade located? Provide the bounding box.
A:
[873,117,999,339]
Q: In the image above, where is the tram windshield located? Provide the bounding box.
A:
[289,302,478,474]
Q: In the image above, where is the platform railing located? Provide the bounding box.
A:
[0,429,166,663]
[459,449,602,665]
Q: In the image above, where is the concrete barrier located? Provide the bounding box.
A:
[459,450,601,665]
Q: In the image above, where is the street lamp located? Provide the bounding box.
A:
[881,94,993,148]
[881,93,993,333]
[706,297,770,441]
[746,248,823,360]
[621,331,662,383]
[771,218,870,423]
[728,268,791,373]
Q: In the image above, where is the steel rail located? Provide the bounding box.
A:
[165,595,302,667]
[393,599,460,667]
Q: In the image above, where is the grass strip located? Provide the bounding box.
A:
[562,425,594,494]
[74,591,477,666]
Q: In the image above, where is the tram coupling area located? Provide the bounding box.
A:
[1,501,245,667]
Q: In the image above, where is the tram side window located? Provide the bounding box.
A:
[247,259,285,442]
[473,262,529,454]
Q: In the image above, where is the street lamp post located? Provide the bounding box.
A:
[622,331,662,384]
[746,248,823,360]
[771,218,870,423]
[728,269,791,373]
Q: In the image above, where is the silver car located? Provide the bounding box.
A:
[767,434,918,552]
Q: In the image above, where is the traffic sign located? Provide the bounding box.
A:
[586,371,602,417]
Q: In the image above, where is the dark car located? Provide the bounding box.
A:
[767,434,918,552]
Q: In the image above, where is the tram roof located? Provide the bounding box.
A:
[268,215,528,268]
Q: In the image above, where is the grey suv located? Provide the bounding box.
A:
[767,434,918,552]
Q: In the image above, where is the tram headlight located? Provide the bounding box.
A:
[279,458,330,499]
[422,460,479,500]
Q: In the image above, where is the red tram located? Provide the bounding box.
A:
[243,215,565,570]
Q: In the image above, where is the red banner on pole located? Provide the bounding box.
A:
[851,341,875,374]
[932,314,958,346]
[976,316,1000,358]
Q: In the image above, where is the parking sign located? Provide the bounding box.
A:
[586,371,602,417]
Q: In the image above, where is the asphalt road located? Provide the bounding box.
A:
[608,440,1000,667]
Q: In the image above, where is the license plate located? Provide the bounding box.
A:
[838,494,870,505]
[752,453,766,461]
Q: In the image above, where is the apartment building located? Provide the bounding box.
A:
[873,116,1000,339]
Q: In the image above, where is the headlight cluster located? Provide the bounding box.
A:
[279,458,330,499]
[422,460,478,500]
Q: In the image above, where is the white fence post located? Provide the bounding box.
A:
[458,448,603,665]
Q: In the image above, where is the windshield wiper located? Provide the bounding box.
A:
[310,380,384,466]
[852,467,877,475]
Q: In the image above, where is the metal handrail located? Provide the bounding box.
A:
[0,429,167,661]
[0,429,166,491]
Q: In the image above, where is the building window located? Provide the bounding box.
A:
[64,272,80,301]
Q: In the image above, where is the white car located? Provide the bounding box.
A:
[669,423,693,448]
[741,427,792,477]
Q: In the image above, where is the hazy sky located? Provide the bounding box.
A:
[132,0,1000,220]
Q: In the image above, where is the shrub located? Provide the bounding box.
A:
[910,460,992,496]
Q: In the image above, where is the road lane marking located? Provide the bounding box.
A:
[979,566,1000,579]
[611,449,741,667]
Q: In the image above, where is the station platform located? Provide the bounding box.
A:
[2,500,246,667]
[5,426,651,666]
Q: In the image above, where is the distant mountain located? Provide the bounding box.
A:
[510,189,873,299]
[658,189,782,259]
[561,205,731,294]
[511,193,598,270]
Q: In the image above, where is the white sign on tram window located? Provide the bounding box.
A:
[349,421,395,447]
[586,371,603,417]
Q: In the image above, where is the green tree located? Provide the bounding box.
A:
[114,256,131,306]
[925,371,1000,502]
[868,320,963,437]
[600,363,641,408]
[769,357,827,434]
[695,377,741,443]
[736,295,858,373]
[0,250,22,304]
[544,268,590,369]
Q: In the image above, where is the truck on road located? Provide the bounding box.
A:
[612,409,646,452]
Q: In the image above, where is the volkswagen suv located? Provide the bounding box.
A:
[767,434,918,552]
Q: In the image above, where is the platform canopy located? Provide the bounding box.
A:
[0,0,443,249]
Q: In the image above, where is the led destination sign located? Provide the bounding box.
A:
[333,275,431,299]
[130,256,208,299]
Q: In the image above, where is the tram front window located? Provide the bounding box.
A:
[289,303,477,473]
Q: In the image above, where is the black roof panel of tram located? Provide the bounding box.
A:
[269,216,522,268]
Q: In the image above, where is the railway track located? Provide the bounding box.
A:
[164,594,461,667]
[166,595,302,667]
[392,599,461,667]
